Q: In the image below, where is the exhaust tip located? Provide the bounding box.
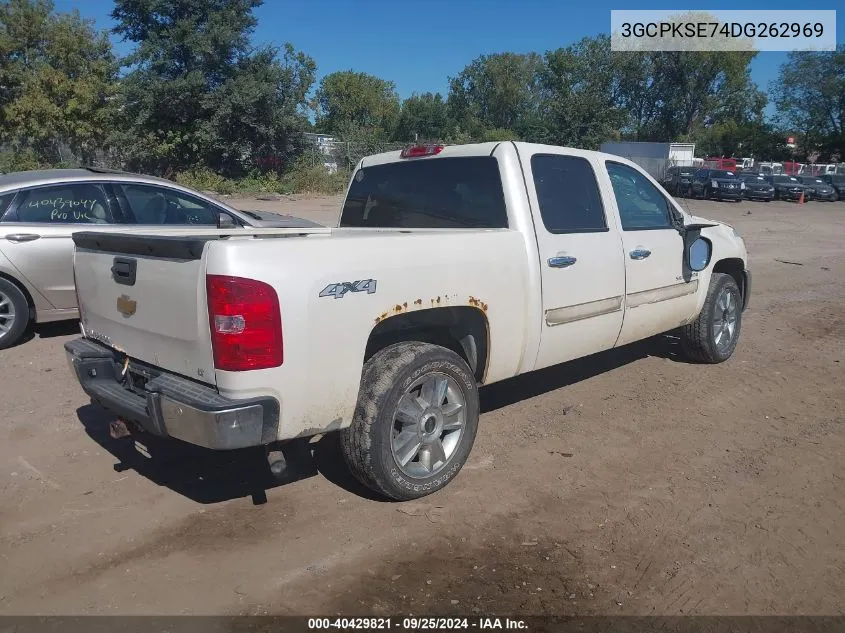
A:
[267,449,287,477]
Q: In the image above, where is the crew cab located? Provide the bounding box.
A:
[64,142,751,501]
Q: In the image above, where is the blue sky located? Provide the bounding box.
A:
[56,0,842,116]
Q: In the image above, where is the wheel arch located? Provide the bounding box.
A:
[0,270,35,321]
[364,306,490,384]
[712,257,748,309]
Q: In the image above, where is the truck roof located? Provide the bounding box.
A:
[359,141,647,171]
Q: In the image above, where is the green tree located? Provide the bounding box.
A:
[393,92,449,142]
[641,49,761,141]
[111,0,315,175]
[447,52,542,136]
[315,70,400,135]
[536,35,627,149]
[773,46,845,161]
[0,0,117,165]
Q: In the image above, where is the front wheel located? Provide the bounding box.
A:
[679,273,743,364]
[341,342,480,500]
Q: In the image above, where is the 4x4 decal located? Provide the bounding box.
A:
[319,279,377,299]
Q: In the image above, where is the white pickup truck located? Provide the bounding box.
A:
[65,141,751,500]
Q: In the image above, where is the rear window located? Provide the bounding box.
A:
[339,156,507,229]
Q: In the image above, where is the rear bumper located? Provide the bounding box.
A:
[65,338,279,450]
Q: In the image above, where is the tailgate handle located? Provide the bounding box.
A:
[111,257,137,286]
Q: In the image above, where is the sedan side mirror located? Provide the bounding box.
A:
[686,237,712,272]
[217,212,236,229]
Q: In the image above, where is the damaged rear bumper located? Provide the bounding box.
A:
[65,338,279,450]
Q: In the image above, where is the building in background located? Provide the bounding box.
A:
[599,141,697,181]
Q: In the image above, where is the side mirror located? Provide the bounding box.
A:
[217,212,236,229]
[686,237,712,272]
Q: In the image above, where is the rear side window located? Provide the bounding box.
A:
[13,184,112,224]
[340,157,507,229]
[531,154,607,233]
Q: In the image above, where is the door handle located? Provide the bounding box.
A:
[629,248,651,260]
[548,255,577,268]
[4,233,41,243]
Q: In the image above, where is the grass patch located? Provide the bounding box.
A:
[175,162,348,197]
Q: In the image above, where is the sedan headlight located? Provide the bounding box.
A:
[711,180,719,188]
[740,182,746,190]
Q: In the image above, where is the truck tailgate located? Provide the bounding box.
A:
[72,232,220,384]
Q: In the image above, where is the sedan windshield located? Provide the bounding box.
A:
[710,170,735,179]
[740,175,766,182]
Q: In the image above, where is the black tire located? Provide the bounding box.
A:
[0,277,30,350]
[341,341,480,501]
[680,273,742,364]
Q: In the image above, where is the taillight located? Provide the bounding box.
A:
[206,275,282,371]
[400,144,444,158]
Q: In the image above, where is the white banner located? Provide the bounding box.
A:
[610,10,837,52]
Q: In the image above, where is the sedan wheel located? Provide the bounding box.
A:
[0,279,30,350]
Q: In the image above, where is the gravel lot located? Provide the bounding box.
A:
[1,195,843,616]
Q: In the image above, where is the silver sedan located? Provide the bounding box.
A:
[0,167,321,348]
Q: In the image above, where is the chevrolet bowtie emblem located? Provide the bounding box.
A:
[116,294,137,317]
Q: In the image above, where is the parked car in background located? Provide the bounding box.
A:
[690,169,744,201]
[738,173,775,201]
[820,174,845,199]
[662,166,696,196]
[798,176,838,201]
[0,168,321,349]
[765,175,807,201]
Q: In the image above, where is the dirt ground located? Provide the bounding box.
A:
[1,195,843,617]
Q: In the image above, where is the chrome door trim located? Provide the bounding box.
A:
[545,295,623,326]
[627,280,699,308]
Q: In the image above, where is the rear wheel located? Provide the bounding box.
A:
[0,278,30,350]
[680,273,742,364]
[341,342,479,501]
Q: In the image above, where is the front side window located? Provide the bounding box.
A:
[606,162,673,231]
[117,184,223,225]
[13,184,112,224]
[531,154,607,233]
[340,157,507,229]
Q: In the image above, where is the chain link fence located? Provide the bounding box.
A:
[301,133,408,174]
